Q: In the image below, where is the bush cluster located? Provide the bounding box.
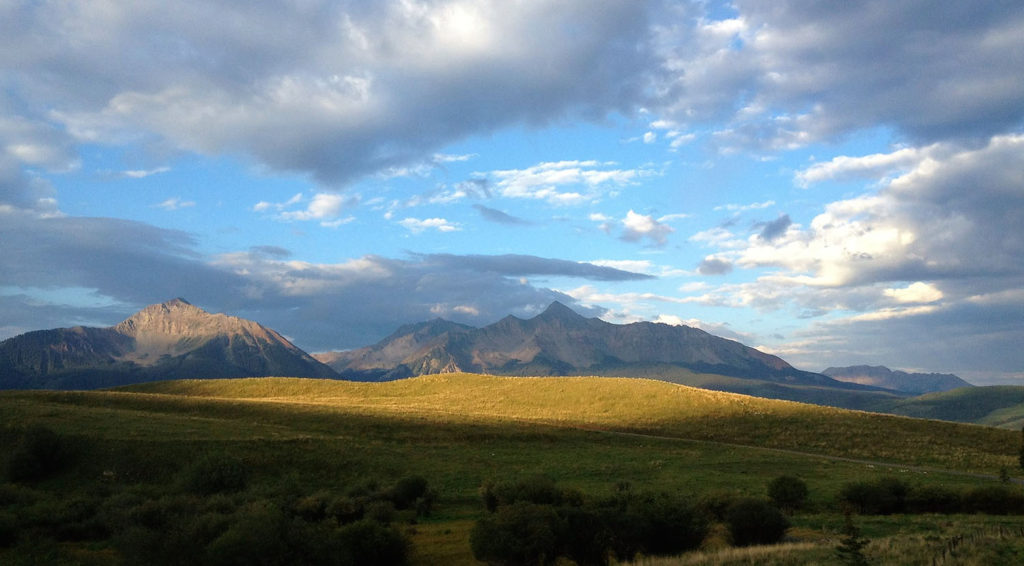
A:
[838,477,1024,515]
[0,461,428,566]
[471,476,792,565]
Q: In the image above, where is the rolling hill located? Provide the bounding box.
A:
[0,298,337,389]
[876,385,1024,429]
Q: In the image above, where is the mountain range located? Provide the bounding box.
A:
[822,365,973,395]
[1,299,976,413]
[315,301,873,393]
[0,298,336,389]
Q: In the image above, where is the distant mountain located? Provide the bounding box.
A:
[822,365,972,395]
[0,298,337,390]
[317,302,877,397]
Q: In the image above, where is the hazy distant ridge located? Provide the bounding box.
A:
[822,365,972,395]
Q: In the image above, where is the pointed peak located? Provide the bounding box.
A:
[536,301,586,321]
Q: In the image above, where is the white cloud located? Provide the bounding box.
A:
[398,217,461,233]
[884,282,943,304]
[255,192,357,226]
[621,210,674,245]
[489,160,651,205]
[123,166,170,179]
[714,200,775,212]
[155,197,195,211]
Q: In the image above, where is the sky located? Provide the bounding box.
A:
[2,1,1023,385]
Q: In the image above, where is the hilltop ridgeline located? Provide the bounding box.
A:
[0,298,336,390]
[316,301,857,390]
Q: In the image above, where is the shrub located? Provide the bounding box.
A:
[205,504,290,566]
[482,475,566,511]
[906,485,961,514]
[767,475,809,511]
[725,498,789,547]
[337,519,410,566]
[838,477,909,515]
[470,501,564,566]
[390,475,428,509]
[559,505,611,566]
[633,493,709,555]
[6,426,73,483]
[962,485,1024,515]
[179,454,247,495]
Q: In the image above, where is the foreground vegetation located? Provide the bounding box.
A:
[2,373,1023,564]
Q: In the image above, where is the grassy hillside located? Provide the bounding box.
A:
[2,374,1023,565]
[124,373,1014,471]
[878,385,1024,429]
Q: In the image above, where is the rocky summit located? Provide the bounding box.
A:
[0,298,336,390]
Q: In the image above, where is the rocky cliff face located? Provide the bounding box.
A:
[0,299,336,390]
[321,301,845,387]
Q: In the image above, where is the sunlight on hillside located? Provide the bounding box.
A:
[124,374,1017,472]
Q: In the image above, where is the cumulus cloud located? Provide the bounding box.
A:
[653,1,1024,148]
[690,135,1024,375]
[4,1,652,188]
[254,192,357,226]
[620,210,674,245]
[735,135,1024,287]
[697,257,733,276]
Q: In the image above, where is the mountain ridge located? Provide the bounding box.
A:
[318,301,870,394]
